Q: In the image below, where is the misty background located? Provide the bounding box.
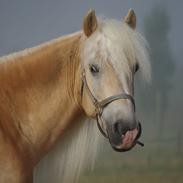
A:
[0,0,183,182]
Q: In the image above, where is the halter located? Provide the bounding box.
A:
[81,71,144,150]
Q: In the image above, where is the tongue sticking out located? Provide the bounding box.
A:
[116,128,139,149]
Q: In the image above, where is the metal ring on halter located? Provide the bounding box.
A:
[81,71,144,148]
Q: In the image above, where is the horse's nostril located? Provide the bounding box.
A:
[113,120,135,135]
[121,125,130,135]
[113,122,120,133]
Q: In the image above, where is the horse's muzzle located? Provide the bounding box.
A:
[109,122,144,152]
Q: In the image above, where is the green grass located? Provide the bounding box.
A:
[79,142,183,183]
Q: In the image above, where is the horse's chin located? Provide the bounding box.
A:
[109,128,140,152]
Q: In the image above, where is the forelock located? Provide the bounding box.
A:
[81,18,151,82]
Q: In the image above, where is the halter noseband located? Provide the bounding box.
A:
[81,71,136,112]
[81,71,144,149]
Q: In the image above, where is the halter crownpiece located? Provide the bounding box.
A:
[81,71,144,150]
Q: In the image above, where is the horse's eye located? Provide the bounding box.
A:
[89,64,99,74]
[135,64,139,73]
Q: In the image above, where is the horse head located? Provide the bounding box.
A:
[80,9,151,152]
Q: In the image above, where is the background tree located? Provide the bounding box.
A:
[138,4,175,139]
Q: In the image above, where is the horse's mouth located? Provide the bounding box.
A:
[96,117,144,152]
[108,122,143,152]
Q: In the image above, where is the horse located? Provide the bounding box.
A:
[0,9,151,183]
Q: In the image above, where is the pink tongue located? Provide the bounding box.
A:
[121,128,138,149]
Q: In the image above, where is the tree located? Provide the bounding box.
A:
[139,4,175,139]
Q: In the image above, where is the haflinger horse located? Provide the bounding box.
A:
[0,9,151,183]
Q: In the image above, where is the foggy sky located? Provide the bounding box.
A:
[0,0,182,67]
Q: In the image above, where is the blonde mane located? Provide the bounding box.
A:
[34,118,101,183]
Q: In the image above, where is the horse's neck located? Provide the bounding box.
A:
[0,33,83,165]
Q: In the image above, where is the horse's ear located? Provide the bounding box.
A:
[124,9,136,29]
[83,9,98,37]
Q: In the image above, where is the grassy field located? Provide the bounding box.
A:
[79,141,183,183]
